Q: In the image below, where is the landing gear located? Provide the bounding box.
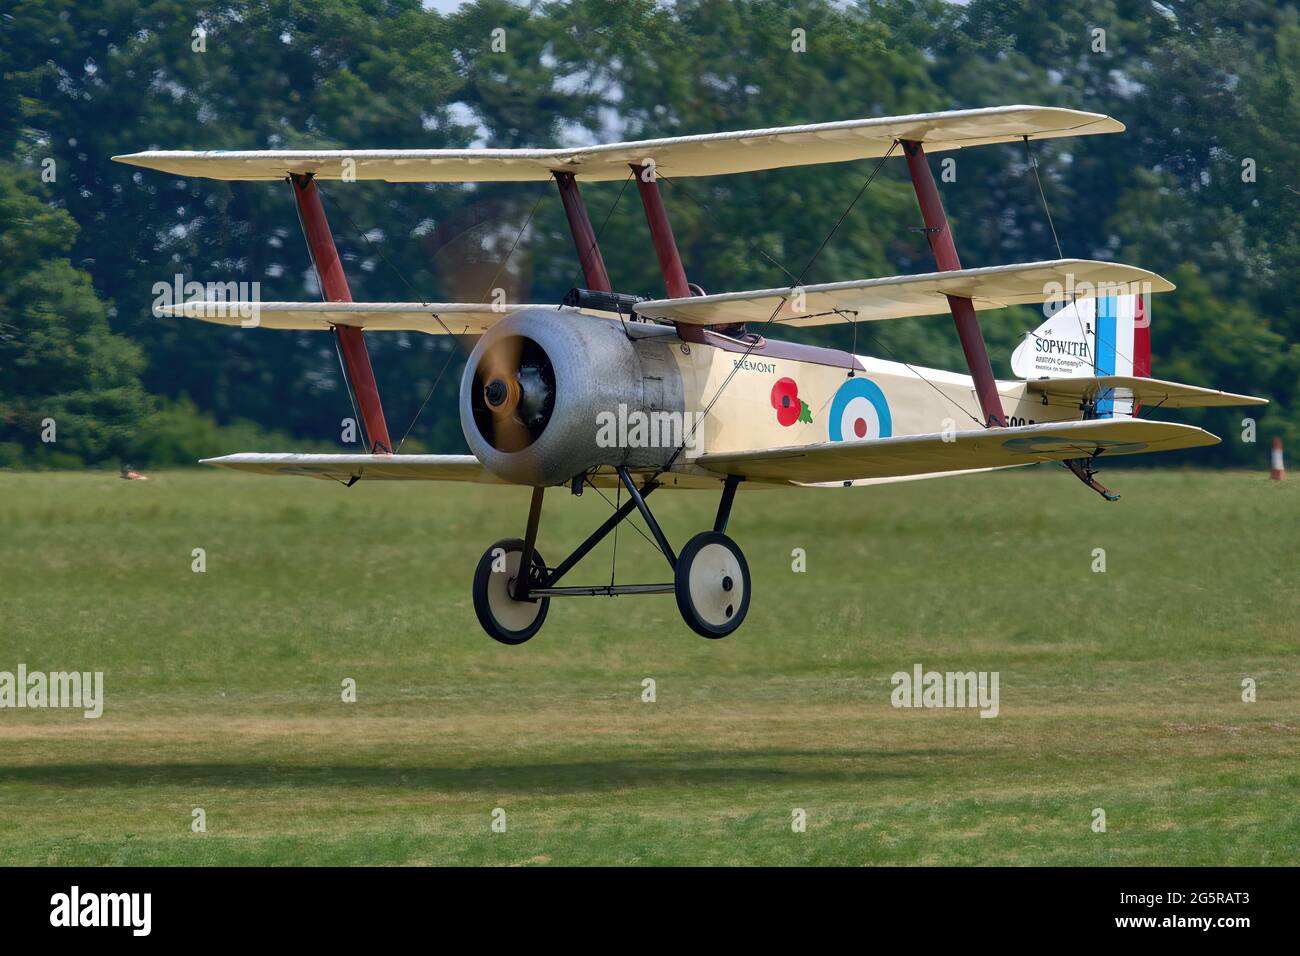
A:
[472,538,550,645]
[674,531,750,639]
[1065,455,1121,501]
[470,472,748,643]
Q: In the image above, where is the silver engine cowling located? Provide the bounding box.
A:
[459,309,686,486]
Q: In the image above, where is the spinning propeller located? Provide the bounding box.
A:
[471,335,555,453]
[413,197,554,452]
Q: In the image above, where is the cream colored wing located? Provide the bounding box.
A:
[199,454,729,490]
[112,106,1121,183]
[1026,375,1268,409]
[200,453,506,482]
[636,260,1172,327]
[157,301,571,334]
[690,419,1218,485]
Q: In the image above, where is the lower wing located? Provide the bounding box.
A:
[200,453,505,482]
[200,420,1216,488]
[198,453,722,489]
[691,419,1217,485]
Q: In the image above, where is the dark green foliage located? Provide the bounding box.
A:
[0,162,152,466]
[0,0,1294,465]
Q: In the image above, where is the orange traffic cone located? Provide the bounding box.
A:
[1271,438,1285,480]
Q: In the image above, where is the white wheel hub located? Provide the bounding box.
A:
[686,542,745,627]
[487,549,544,631]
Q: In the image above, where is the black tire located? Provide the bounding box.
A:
[472,538,550,645]
[674,531,750,639]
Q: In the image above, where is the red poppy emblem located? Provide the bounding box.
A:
[770,377,811,427]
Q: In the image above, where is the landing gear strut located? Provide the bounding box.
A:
[1065,456,1121,501]
[470,471,748,644]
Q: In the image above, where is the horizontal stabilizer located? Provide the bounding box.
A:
[693,419,1217,485]
[112,106,1121,183]
[637,260,1172,327]
[158,301,569,334]
[1026,376,1268,409]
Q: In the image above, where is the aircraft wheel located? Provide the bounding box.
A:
[674,531,750,639]
[472,538,550,645]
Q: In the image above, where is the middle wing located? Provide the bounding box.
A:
[692,419,1217,485]
[636,259,1172,328]
[157,301,569,334]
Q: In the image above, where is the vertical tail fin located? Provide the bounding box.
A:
[1132,293,1151,378]
[1011,293,1152,417]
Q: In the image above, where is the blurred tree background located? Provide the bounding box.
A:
[1,0,1295,467]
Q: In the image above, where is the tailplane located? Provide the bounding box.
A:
[1009,293,1265,501]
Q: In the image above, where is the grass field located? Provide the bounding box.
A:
[0,466,1296,865]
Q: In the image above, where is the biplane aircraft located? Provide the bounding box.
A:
[114,105,1266,643]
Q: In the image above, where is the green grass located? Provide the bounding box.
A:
[0,466,1296,865]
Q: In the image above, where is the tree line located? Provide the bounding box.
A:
[1,0,1295,468]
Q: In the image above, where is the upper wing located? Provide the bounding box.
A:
[692,419,1218,485]
[112,106,1121,183]
[1026,375,1268,409]
[636,260,1172,328]
[157,301,568,334]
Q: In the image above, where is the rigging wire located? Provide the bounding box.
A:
[332,330,369,450]
[566,172,635,294]
[584,474,665,558]
[327,187,463,454]
[856,323,985,429]
[393,325,469,453]
[794,140,900,281]
[1020,137,1093,373]
[658,176,802,287]
[330,194,458,338]
[657,140,901,476]
[326,180,548,451]
[479,188,547,303]
[1020,137,1142,378]
[563,172,637,342]
[1022,136,1064,260]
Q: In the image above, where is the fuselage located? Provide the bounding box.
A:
[668,326,1080,460]
[458,308,1086,488]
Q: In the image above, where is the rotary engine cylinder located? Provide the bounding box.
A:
[460,309,686,486]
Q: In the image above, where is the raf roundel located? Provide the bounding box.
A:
[829,377,892,442]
